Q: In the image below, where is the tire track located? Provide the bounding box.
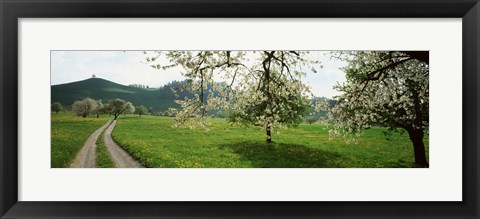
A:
[69,119,112,168]
[103,120,144,168]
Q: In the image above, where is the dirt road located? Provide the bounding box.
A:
[103,120,144,168]
[69,119,112,168]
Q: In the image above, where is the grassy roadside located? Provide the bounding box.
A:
[95,130,115,168]
[112,115,429,168]
[51,113,109,168]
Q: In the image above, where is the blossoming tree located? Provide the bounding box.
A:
[146,51,318,143]
[329,51,429,167]
[106,98,135,120]
[72,98,98,118]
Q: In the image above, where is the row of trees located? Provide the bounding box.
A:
[72,98,134,119]
[128,84,150,89]
[52,99,149,119]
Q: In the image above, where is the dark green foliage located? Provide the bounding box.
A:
[51,78,227,115]
[128,84,148,88]
[51,102,63,114]
[305,116,319,124]
[135,105,149,117]
[107,98,134,120]
[52,78,233,117]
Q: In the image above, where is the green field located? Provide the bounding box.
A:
[111,115,429,168]
[51,113,429,168]
[51,113,109,168]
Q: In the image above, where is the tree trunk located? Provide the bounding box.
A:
[266,126,272,143]
[406,127,428,167]
[97,114,99,118]
[114,114,118,120]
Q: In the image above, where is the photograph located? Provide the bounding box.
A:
[2,0,477,217]
[51,50,429,168]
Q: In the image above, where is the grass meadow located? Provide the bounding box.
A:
[51,113,429,168]
[95,130,115,168]
[111,115,429,168]
[51,113,109,168]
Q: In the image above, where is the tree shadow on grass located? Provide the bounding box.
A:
[219,141,341,168]
[389,159,412,168]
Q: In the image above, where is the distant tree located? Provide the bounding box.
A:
[92,74,96,78]
[93,100,105,118]
[51,102,63,114]
[106,98,135,120]
[125,102,135,115]
[72,98,98,118]
[305,116,318,124]
[128,84,148,88]
[134,105,149,117]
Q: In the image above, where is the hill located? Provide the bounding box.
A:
[51,78,179,112]
[52,78,333,117]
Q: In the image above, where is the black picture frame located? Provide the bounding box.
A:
[1,0,479,218]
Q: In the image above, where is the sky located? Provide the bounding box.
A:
[51,51,347,98]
